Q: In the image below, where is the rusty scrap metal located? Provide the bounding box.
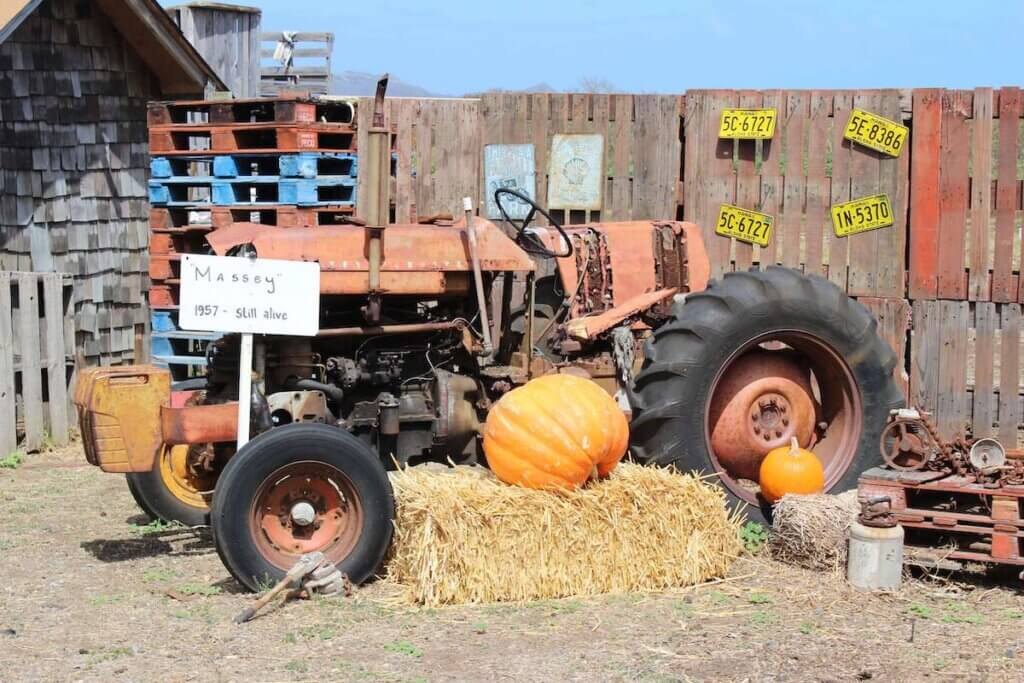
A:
[233,551,351,624]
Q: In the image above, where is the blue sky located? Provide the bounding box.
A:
[171,0,1023,95]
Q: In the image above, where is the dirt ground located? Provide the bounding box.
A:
[2,443,1024,682]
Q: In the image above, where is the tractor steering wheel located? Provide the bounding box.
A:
[493,188,573,259]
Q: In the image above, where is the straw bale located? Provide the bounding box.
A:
[386,463,743,606]
[769,490,860,571]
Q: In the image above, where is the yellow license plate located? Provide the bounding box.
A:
[831,194,894,237]
[843,109,908,157]
[715,204,774,247]
[719,108,777,139]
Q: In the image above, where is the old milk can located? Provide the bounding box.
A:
[848,496,903,590]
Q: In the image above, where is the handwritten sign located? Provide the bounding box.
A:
[484,144,536,220]
[179,254,321,336]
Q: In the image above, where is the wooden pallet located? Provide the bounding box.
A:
[149,205,356,233]
[859,467,1024,566]
[148,123,356,154]
[151,152,357,179]
[0,272,76,454]
[147,97,354,127]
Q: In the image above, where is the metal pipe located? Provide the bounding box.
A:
[316,320,466,338]
[463,197,493,359]
[363,75,391,322]
[526,272,536,376]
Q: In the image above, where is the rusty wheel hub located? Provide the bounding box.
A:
[251,462,364,570]
[706,334,862,505]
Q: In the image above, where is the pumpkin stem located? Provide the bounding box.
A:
[589,465,599,483]
[789,436,799,455]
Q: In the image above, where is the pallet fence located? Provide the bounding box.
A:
[0,272,76,455]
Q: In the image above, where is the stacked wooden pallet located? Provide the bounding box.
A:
[146,96,358,377]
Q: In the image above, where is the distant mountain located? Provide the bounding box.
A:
[330,71,442,97]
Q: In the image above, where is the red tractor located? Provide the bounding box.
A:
[75,82,902,590]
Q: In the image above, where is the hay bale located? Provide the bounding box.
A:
[769,490,860,571]
[386,463,743,606]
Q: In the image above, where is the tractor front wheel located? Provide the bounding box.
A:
[629,266,904,525]
[211,423,394,592]
[125,444,215,527]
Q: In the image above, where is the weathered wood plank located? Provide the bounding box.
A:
[908,89,942,299]
[936,90,971,300]
[875,92,907,299]
[16,273,43,450]
[827,92,853,290]
[968,88,994,301]
[733,91,760,271]
[778,90,807,270]
[43,274,69,445]
[758,90,783,270]
[0,273,15,456]
[803,92,831,277]
[859,296,910,398]
[910,299,939,415]
[993,88,1023,302]
[972,302,996,438]
[847,91,882,296]
[935,300,969,439]
[999,304,1021,445]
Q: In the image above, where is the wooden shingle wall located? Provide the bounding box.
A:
[0,0,154,366]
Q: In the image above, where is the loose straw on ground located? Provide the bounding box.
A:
[386,463,743,606]
[769,490,859,572]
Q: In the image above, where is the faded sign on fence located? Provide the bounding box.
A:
[484,144,536,220]
[547,134,604,210]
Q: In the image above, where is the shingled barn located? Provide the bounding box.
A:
[0,0,224,366]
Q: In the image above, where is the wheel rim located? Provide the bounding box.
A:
[157,444,215,510]
[704,330,863,506]
[249,461,364,571]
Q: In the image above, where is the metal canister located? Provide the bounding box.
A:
[847,496,903,591]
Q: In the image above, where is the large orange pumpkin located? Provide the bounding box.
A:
[482,374,629,490]
[758,437,825,503]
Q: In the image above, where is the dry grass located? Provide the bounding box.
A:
[386,463,743,606]
[769,490,860,572]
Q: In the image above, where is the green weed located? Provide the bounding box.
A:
[384,640,423,658]
[284,659,309,674]
[747,593,772,605]
[88,646,132,665]
[131,519,182,535]
[739,521,769,554]
[471,621,488,634]
[799,622,814,635]
[176,583,222,597]
[0,451,24,469]
[749,610,776,626]
[142,568,177,583]
[907,604,932,619]
[88,594,124,606]
[300,625,338,641]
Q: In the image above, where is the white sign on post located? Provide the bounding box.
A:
[179,254,321,336]
[179,254,321,448]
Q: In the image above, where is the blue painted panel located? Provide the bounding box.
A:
[484,144,536,220]
[150,157,173,178]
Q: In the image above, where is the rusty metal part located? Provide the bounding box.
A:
[363,75,391,322]
[233,551,352,623]
[970,438,1007,470]
[317,320,467,338]
[206,220,535,295]
[251,461,365,572]
[464,198,494,357]
[432,370,482,458]
[708,350,817,482]
[879,417,940,471]
[161,402,238,445]
[74,365,172,473]
[267,391,332,425]
[858,495,897,528]
[564,288,677,341]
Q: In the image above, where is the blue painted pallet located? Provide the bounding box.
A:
[151,310,219,377]
[149,176,356,207]
[151,152,358,180]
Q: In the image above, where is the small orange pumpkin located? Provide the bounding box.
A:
[758,437,825,503]
[482,374,629,490]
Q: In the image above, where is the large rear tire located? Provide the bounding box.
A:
[211,423,394,592]
[629,266,904,525]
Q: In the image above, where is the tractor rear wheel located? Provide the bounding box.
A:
[125,444,215,527]
[211,423,394,592]
[629,267,904,525]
